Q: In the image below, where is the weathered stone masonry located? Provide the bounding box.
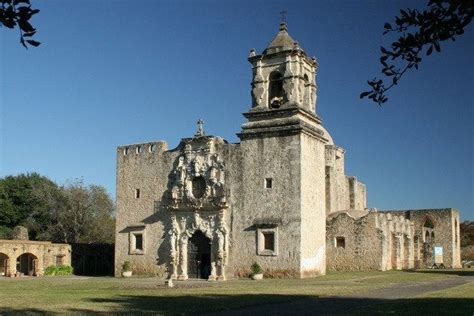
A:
[115,22,461,279]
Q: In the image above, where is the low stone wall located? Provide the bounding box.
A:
[0,240,71,277]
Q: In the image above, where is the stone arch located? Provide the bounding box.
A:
[423,217,435,243]
[0,252,9,276]
[16,252,38,276]
[268,71,283,108]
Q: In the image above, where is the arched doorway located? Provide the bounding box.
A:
[16,253,38,276]
[0,253,8,276]
[187,231,211,279]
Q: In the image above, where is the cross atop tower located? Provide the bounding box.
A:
[194,118,205,137]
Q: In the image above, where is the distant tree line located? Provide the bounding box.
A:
[460,220,474,260]
[0,173,115,244]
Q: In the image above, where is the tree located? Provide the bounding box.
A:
[0,174,115,244]
[42,180,115,244]
[0,0,40,48]
[361,0,473,105]
[0,173,60,239]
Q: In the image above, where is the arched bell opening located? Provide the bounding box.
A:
[268,71,283,109]
[16,253,38,276]
[187,231,211,279]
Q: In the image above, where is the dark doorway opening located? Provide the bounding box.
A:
[16,253,37,276]
[0,253,8,276]
[188,231,211,279]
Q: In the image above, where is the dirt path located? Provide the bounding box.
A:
[203,275,473,315]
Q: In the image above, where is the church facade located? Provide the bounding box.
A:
[114,23,461,279]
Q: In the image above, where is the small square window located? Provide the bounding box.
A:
[55,256,64,266]
[134,234,143,250]
[336,237,345,248]
[135,189,140,199]
[257,227,278,256]
[265,178,273,189]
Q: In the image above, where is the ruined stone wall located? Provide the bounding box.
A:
[231,134,302,277]
[375,212,414,270]
[354,181,366,210]
[326,212,383,271]
[115,141,175,277]
[383,209,461,268]
[0,240,71,276]
[325,145,367,214]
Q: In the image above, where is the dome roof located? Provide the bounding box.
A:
[318,125,334,145]
[263,22,300,55]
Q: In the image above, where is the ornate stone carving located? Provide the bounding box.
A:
[170,210,229,281]
[165,137,228,211]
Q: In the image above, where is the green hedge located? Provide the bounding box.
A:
[44,265,74,276]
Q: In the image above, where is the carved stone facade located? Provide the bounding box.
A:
[115,23,461,279]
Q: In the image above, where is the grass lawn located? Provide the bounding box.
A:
[0,270,472,314]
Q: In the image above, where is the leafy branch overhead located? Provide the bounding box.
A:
[361,0,473,105]
[0,0,40,48]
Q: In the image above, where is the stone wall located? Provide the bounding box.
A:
[383,209,461,268]
[0,240,71,276]
[326,210,414,271]
[324,145,367,215]
[326,211,383,271]
[232,133,303,277]
[115,140,175,277]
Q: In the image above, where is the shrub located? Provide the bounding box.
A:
[44,265,73,276]
[250,262,262,275]
[122,261,131,272]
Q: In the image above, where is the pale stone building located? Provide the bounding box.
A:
[0,226,71,277]
[115,23,461,279]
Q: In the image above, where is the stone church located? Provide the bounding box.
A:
[115,23,461,279]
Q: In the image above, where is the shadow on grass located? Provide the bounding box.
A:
[408,269,474,276]
[0,295,472,315]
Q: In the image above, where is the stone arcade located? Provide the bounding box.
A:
[115,23,461,279]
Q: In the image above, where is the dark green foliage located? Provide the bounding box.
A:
[0,0,40,48]
[460,221,474,247]
[0,172,60,239]
[122,261,131,272]
[44,265,74,276]
[251,262,262,274]
[0,226,12,239]
[362,0,473,105]
[0,173,115,244]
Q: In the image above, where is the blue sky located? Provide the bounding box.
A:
[1,0,472,220]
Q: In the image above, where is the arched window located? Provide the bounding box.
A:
[268,71,283,109]
[423,218,435,243]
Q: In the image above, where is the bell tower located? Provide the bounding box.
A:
[248,22,318,114]
[235,23,329,277]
